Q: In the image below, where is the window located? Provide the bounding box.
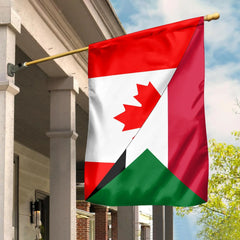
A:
[35,190,49,240]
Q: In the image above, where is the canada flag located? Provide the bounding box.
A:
[84,17,208,206]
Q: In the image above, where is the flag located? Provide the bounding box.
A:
[85,17,208,207]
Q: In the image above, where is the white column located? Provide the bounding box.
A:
[0,3,20,240]
[165,206,173,240]
[153,206,173,240]
[47,77,79,240]
[153,206,164,240]
[118,206,139,240]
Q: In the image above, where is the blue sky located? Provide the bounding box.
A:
[110,0,240,239]
[110,0,240,145]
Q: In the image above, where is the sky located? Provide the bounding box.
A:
[110,0,240,145]
[110,0,240,239]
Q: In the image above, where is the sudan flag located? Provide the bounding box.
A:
[85,17,208,206]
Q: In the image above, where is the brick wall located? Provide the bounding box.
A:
[94,205,108,240]
[76,201,91,240]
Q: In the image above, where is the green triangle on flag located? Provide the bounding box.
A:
[87,149,205,206]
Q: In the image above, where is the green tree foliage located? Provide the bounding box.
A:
[176,131,240,240]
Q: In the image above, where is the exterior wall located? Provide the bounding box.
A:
[94,206,109,240]
[14,141,49,240]
[76,201,91,240]
[141,225,150,240]
[139,206,153,240]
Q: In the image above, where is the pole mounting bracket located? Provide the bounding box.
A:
[7,63,27,77]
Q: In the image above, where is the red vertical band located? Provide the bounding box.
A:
[168,17,208,201]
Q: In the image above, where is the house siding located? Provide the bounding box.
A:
[15,141,49,240]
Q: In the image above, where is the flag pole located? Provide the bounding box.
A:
[7,46,89,77]
[25,46,89,67]
[7,13,219,77]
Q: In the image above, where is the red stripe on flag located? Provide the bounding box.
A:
[88,17,201,78]
[168,17,208,201]
[84,162,114,199]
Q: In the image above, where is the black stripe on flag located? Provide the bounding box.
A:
[87,150,126,199]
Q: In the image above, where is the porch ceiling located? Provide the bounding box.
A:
[52,0,105,46]
[13,0,125,165]
[15,47,88,162]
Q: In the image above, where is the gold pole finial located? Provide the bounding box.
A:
[204,13,220,21]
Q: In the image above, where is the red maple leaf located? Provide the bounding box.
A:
[114,82,161,131]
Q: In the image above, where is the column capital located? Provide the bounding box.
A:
[0,81,19,95]
[47,76,79,94]
[46,130,78,140]
[0,7,21,33]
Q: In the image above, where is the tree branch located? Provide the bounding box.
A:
[201,205,226,216]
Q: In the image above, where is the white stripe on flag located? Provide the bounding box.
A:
[86,69,175,164]
[126,87,168,168]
